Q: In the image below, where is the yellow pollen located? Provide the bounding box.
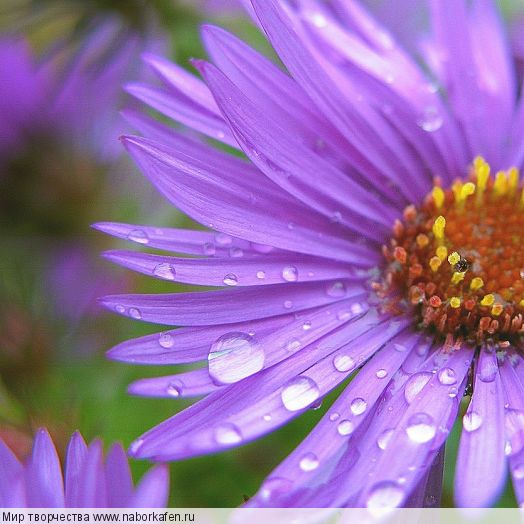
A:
[432,216,446,242]
[451,181,462,203]
[449,297,461,308]
[451,271,465,284]
[470,277,484,291]
[480,294,495,307]
[436,245,448,261]
[432,186,445,209]
[474,156,490,205]
[459,182,476,202]
[509,167,519,195]
[416,234,429,248]
[429,256,442,272]
[448,251,461,265]
[491,304,504,316]
[520,299,524,308]
[494,171,508,196]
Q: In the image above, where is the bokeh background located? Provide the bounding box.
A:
[1,0,524,508]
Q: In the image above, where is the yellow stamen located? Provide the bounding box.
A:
[451,181,462,203]
[494,171,507,196]
[470,277,484,291]
[451,271,465,284]
[431,186,445,209]
[520,299,524,308]
[416,234,429,248]
[447,251,460,265]
[474,157,490,205]
[436,245,448,261]
[459,182,475,202]
[480,294,495,307]
[449,297,461,308]
[491,304,504,316]
[429,256,442,272]
[508,167,519,196]
[432,216,446,243]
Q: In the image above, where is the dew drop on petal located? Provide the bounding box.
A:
[404,372,432,404]
[302,321,312,330]
[282,266,298,282]
[263,414,272,422]
[326,281,347,297]
[203,242,216,256]
[214,422,242,445]
[215,233,232,245]
[350,397,367,415]
[478,357,498,382]
[329,412,340,422]
[405,413,436,443]
[513,463,524,480]
[337,420,355,436]
[376,369,388,379]
[128,308,142,319]
[259,477,293,503]
[299,452,319,472]
[128,229,149,244]
[115,304,126,314]
[166,380,183,397]
[229,247,243,258]
[366,481,404,511]
[437,367,457,385]
[208,332,265,385]
[463,411,483,432]
[256,271,266,280]
[283,300,293,309]
[417,106,443,132]
[333,354,356,373]
[223,273,238,286]
[281,376,320,411]
[153,263,177,280]
[286,338,302,352]
[377,429,395,450]
[159,332,174,349]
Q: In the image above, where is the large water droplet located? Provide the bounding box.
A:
[478,357,498,382]
[376,369,388,379]
[214,422,242,444]
[377,429,395,450]
[463,411,483,432]
[404,372,432,404]
[281,376,320,411]
[417,106,443,132]
[153,263,177,280]
[337,420,355,436]
[438,367,457,385]
[128,229,149,244]
[350,397,368,415]
[299,452,319,472]
[405,413,436,443]
[208,332,265,384]
[366,481,404,511]
[223,274,238,286]
[128,308,142,320]
[333,354,356,372]
[158,332,174,349]
[282,266,298,282]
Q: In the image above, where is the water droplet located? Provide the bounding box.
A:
[406,413,436,443]
[448,387,458,398]
[302,321,312,330]
[158,332,174,348]
[385,73,395,84]
[115,304,126,314]
[252,242,274,254]
[377,429,395,450]
[312,13,327,28]
[285,338,302,352]
[214,422,242,444]
[282,266,298,282]
[281,376,320,411]
[129,439,144,454]
[330,211,342,223]
[337,420,355,436]
[129,308,142,319]
[394,343,407,352]
[478,358,498,382]
[259,477,293,503]
[166,380,183,397]
[223,274,238,286]
[329,412,340,422]
[203,242,216,256]
[153,263,177,280]
[333,354,356,373]
[128,229,149,244]
[208,332,265,384]
[513,463,524,480]
[350,397,367,415]
[229,247,243,258]
[463,411,483,432]
[287,222,295,230]
[326,281,346,297]
[438,367,457,385]
[417,106,443,132]
[366,481,404,511]
[376,369,388,379]
[337,309,352,321]
[299,452,319,472]
[256,271,266,280]
[283,300,293,309]
[263,414,272,422]
[215,233,232,245]
[404,372,432,403]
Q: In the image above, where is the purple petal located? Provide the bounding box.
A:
[129,465,169,508]
[0,438,25,507]
[64,432,88,507]
[105,443,134,507]
[454,347,506,507]
[76,439,107,507]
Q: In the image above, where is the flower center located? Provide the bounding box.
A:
[377,157,524,344]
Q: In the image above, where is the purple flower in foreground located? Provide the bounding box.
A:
[97,0,524,508]
[0,428,169,507]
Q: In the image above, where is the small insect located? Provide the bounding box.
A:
[454,257,470,273]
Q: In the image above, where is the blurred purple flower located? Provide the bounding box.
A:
[97,0,524,509]
[0,428,169,508]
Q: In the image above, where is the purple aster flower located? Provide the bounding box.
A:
[97,0,524,508]
[0,428,169,508]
